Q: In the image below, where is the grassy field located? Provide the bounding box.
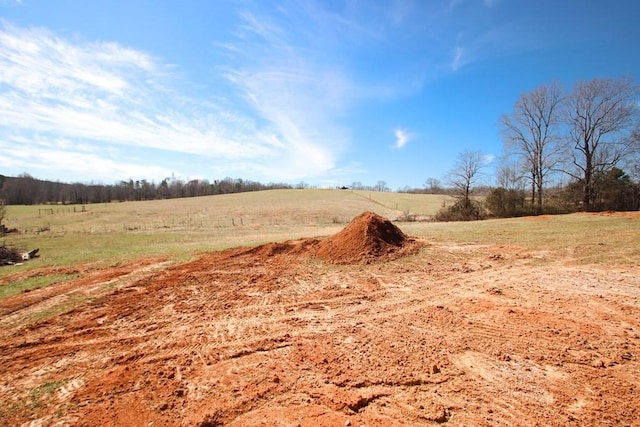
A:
[1,189,639,283]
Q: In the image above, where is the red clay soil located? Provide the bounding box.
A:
[314,211,421,264]
[242,211,422,265]
[1,213,640,426]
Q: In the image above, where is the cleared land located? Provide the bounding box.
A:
[0,190,639,426]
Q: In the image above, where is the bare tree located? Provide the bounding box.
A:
[631,128,640,181]
[424,177,442,194]
[435,150,488,221]
[496,162,525,192]
[501,82,563,213]
[563,77,639,211]
[448,150,486,207]
[375,180,389,192]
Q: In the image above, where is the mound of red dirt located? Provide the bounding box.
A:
[243,238,321,259]
[315,211,420,264]
[235,212,420,265]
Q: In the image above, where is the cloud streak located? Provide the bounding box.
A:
[0,142,171,182]
[219,5,362,180]
[451,46,465,71]
[0,21,344,182]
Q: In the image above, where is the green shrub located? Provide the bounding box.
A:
[484,188,527,218]
[434,199,483,221]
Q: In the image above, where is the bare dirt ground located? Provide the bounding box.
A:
[1,212,639,426]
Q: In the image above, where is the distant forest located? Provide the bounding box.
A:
[1,171,639,217]
[0,174,297,205]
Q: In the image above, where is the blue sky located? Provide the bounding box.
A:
[1,0,639,190]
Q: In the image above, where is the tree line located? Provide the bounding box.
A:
[436,77,640,220]
[0,174,293,205]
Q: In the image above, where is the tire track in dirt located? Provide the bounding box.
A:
[0,258,172,332]
[1,256,634,425]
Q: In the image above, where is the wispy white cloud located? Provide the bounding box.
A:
[482,153,496,165]
[217,5,365,180]
[446,0,464,12]
[389,0,413,25]
[0,21,344,182]
[392,128,411,149]
[451,46,465,71]
[0,136,171,181]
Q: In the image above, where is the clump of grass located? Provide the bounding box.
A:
[29,292,91,323]
[0,273,79,298]
[29,380,66,408]
[0,378,72,422]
